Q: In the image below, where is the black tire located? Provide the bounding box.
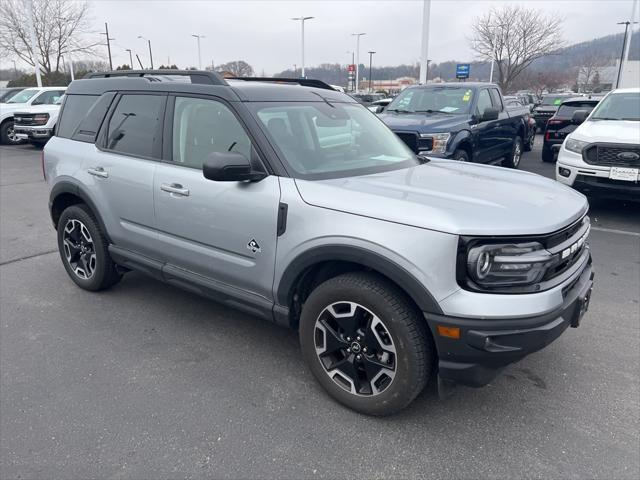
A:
[541,146,555,163]
[299,272,433,416]
[502,136,523,168]
[452,149,470,162]
[0,120,23,145]
[524,132,534,152]
[57,204,122,291]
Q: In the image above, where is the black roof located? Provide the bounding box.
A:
[69,70,355,103]
[406,82,500,90]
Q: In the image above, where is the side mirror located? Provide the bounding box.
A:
[481,107,500,122]
[571,110,589,125]
[202,151,266,182]
[375,105,385,114]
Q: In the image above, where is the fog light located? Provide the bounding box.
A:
[559,167,571,177]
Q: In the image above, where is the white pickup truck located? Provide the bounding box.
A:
[556,88,640,200]
[13,99,63,146]
[0,87,66,145]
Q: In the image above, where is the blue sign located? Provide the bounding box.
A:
[456,63,470,79]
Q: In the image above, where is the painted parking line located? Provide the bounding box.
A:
[591,226,640,237]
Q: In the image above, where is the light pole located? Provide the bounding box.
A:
[101,23,115,70]
[419,0,431,84]
[616,20,639,88]
[367,51,376,92]
[125,49,133,69]
[138,35,154,69]
[291,16,314,78]
[351,32,366,92]
[191,34,205,70]
[293,64,297,76]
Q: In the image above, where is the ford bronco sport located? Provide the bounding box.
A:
[45,71,594,416]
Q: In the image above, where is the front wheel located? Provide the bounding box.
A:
[0,120,23,145]
[502,136,523,168]
[541,146,555,163]
[299,272,433,416]
[524,132,534,151]
[452,149,470,162]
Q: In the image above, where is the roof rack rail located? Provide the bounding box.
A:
[83,70,228,86]
[227,77,336,91]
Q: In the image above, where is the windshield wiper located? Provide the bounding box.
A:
[413,109,454,114]
[386,108,411,113]
[592,117,619,120]
[416,154,430,164]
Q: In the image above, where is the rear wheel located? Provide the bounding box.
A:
[299,272,433,416]
[57,204,122,291]
[542,145,555,163]
[524,131,534,151]
[502,136,523,168]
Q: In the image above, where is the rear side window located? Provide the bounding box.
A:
[106,94,164,158]
[57,95,99,138]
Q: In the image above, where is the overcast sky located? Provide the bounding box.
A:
[5,0,639,74]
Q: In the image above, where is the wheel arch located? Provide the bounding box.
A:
[49,181,111,242]
[276,245,443,328]
[451,130,474,159]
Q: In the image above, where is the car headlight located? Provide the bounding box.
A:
[419,132,450,154]
[565,137,589,154]
[466,242,552,288]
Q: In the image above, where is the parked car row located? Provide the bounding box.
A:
[0,86,66,146]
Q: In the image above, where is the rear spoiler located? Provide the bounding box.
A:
[227,77,336,91]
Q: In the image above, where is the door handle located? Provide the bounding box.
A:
[87,166,109,178]
[161,183,190,196]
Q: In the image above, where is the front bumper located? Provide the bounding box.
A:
[425,260,594,387]
[14,126,54,141]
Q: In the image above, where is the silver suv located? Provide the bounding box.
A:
[44,71,594,416]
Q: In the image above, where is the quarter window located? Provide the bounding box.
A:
[106,94,164,158]
[171,96,252,169]
[57,95,99,139]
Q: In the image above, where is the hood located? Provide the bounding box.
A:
[379,112,467,132]
[295,160,588,236]
[13,104,60,115]
[572,119,640,144]
[0,103,28,116]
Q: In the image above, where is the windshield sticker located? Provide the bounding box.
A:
[462,91,472,102]
[440,106,459,113]
[554,98,563,105]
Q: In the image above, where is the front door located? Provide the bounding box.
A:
[473,89,501,163]
[154,95,281,302]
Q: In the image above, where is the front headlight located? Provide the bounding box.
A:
[420,132,450,153]
[466,242,552,287]
[564,137,589,154]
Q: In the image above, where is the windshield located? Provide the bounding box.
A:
[6,89,38,104]
[591,92,640,121]
[249,102,418,180]
[387,86,474,114]
[541,95,568,106]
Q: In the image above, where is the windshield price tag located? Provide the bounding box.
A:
[462,90,472,102]
[609,167,639,182]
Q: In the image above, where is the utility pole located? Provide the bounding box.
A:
[136,54,144,69]
[138,36,154,69]
[368,51,376,92]
[125,49,133,69]
[616,20,638,88]
[25,0,42,86]
[351,32,366,93]
[419,0,431,84]
[292,16,314,78]
[293,64,297,76]
[191,34,204,69]
[11,60,17,78]
[101,22,114,70]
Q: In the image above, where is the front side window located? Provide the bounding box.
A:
[6,89,38,104]
[591,92,640,121]
[171,96,252,169]
[387,86,475,114]
[476,90,493,118]
[489,89,503,111]
[106,94,164,158]
[250,101,417,179]
[32,90,65,105]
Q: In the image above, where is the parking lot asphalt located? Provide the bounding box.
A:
[1,137,639,479]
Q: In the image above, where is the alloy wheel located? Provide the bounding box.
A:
[62,219,97,279]
[314,301,397,396]
[513,141,522,167]
[6,124,20,144]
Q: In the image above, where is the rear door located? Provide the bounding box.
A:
[154,94,280,302]
[87,93,164,258]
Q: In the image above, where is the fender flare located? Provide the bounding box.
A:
[276,244,443,315]
[49,180,111,242]
[449,129,475,156]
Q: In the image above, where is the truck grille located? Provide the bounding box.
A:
[542,216,590,282]
[583,144,640,168]
[13,113,38,126]
[395,132,418,153]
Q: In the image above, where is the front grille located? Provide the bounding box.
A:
[13,114,37,126]
[542,216,590,282]
[583,143,640,167]
[395,132,418,153]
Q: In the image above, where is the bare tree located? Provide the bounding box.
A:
[576,54,610,92]
[0,0,99,76]
[216,60,254,77]
[470,6,564,92]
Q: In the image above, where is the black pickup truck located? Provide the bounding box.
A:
[379,83,530,168]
